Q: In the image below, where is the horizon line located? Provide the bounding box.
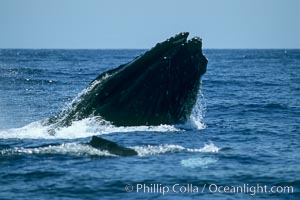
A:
[0,47,299,50]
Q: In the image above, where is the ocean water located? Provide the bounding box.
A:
[0,49,299,200]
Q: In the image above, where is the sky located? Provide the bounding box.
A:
[0,0,299,49]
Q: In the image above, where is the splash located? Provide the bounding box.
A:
[177,89,206,130]
[131,144,185,156]
[0,117,179,140]
[190,89,207,129]
[0,143,115,157]
[51,77,107,124]
[0,85,206,140]
[131,142,219,156]
[187,142,220,153]
[0,141,220,157]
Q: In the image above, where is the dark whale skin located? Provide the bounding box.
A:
[47,32,207,126]
[87,136,138,157]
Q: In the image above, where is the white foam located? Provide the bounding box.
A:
[0,141,220,157]
[187,142,220,153]
[132,142,220,156]
[132,144,185,156]
[0,143,115,157]
[0,117,179,140]
[181,157,218,168]
[0,121,51,139]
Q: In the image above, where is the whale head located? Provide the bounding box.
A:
[48,32,208,126]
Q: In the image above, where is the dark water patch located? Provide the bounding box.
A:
[1,171,63,180]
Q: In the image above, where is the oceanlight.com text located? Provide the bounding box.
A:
[125,183,294,196]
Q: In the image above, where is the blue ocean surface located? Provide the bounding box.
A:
[0,49,299,200]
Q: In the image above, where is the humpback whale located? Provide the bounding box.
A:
[44,32,207,156]
[46,32,207,127]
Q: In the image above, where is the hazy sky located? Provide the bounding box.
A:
[0,0,299,49]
